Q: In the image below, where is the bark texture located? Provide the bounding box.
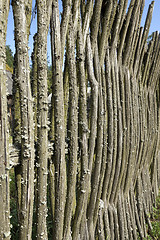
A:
[36,0,51,238]
[0,1,10,239]
[3,0,160,239]
[12,1,34,239]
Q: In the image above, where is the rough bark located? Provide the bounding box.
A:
[3,0,160,239]
[36,0,52,238]
[63,17,78,240]
[0,1,10,239]
[12,1,35,239]
[50,1,66,239]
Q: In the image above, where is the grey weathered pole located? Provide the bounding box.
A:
[0,1,10,239]
[12,0,35,239]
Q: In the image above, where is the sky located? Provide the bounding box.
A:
[141,0,160,33]
[6,0,160,64]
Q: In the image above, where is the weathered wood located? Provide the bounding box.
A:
[36,0,52,238]
[50,1,67,239]
[12,1,35,238]
[3,0,160,239]
[0,1,10,239]
[9,145,20,167]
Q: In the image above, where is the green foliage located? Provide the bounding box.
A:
[150,222,160,239]
[149,192,160,239]
[144,192,160,240]
[10,169,19,240]
[6,45,14,69]
[137,192,160,240]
